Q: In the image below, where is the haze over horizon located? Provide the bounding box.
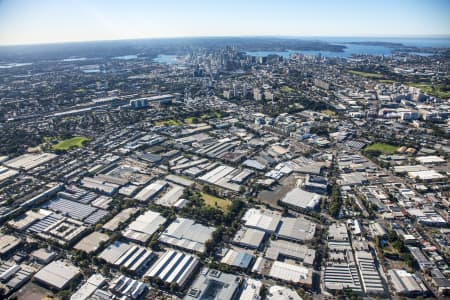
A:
[1,0,450,46]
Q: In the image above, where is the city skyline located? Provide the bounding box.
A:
[1,0,450,46]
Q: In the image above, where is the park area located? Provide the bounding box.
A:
[363,143,398,155]
[52,136,90,151]
[201,192,231,213]
[348,70,384,79]
[154,119,181,126]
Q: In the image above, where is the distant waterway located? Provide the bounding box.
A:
[246,37,450,58]
[246,45,392,58]
[113,54,138,60]
[62,57,87,62]
[316,37,450,48]
[0,62,32,69]
[153,54,179,64]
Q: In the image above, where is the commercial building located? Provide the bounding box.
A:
[276,217,316,242]
[155,183,186,208]
[74,231,109,253]
[0,261,35,297]
[102,208,138,232]
[430,269,450,296]
[110,275,147,299]
[238,278,262,300]
[144,249,199,288]
[81,177,119,195]
[232,227,266,250]
[31,248,56,265]
[198,165,252,192]
[134,180,168,202]
[407,170,445,181]
[267,286,302,300]
[0,166,18,184]
[280,188,321,210]
[354,250,385,295]
[324,222,362,294]
[165,174,195,187]
[26,213,88,246]
[339,172,369,186]
[99,241,156,274]
[408,247,435,271]
[0,234,21,258]
[221,249,254,269]
[388,269,428,297]
[265,240,316,266]
[328,223,349,241]
[324,260,362,293]
[159,218,215,253]
[184,268,243,300]
[303,175,328,194]
[45,197,108,225]
[4,153,57,171]
[415,155,446,165]
[34,260,80,291]
[242,208,281,233]
[70,274,110,300]
[122,210,166,244]
[268,261,313,288]
[130,94,175,108]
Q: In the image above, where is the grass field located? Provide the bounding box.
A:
[364,143,398,155]
[349,70,384,79]
[201,112,221,119]
[184,117,195,124]
[407,82,450,99]
[321,109,336,116]
[379,79,395,84]
[154,119,181,126]
[280,85,295,93]
[52,136,90,151]
[201,192,231,212]
[185,112,221,124]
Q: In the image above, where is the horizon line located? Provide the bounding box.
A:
[1,34,450,48]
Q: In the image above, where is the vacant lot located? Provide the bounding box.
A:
[201,192,231,212]
[52,136,90,151]
[257,175,298,208]
[364,143,398,155]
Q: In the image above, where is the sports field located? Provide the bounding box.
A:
[364,143,398,155]
[52,136,90,151]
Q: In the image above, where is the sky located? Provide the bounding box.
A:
[0,0,449,45]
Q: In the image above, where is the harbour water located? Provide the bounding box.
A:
[153,54,179,64]
[246,37,450,58]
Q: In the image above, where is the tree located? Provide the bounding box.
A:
[59,290,72,300]
[329,184,342,218]
[204,239,215,254]
[259,284,268,299]
[169,282,179,292]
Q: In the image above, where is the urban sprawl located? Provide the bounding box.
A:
[0,39,449,300]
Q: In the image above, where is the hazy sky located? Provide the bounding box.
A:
[0,0,449,45]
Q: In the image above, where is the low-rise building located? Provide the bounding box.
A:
[144,249,199,288]
[33,260,80,291]
[276,217,316,243]
[184,268,242,300]
[232,227,266,250]
[159,218,215,253]
[388,269,427,297]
